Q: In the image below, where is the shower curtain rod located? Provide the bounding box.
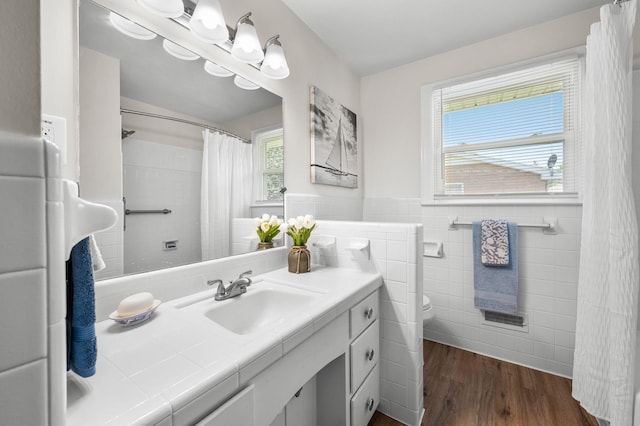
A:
[613,0,631,5]
[120,108,250,143]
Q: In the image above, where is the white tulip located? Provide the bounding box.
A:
[303,214,315,229]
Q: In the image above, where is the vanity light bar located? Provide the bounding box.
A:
[172,0,287,77]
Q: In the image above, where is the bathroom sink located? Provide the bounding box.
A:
[193,282,322,335]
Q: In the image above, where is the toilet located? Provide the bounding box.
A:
[423,294,433,323]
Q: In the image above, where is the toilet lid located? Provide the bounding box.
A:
[423,295,431,310]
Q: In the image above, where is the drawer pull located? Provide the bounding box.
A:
[364,307,374,319]
[366,349,375,361]
[366,397,375,411]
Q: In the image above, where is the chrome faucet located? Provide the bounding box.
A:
[208,270,253,301]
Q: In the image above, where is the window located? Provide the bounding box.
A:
[424,56,583,202]
[253,127,284,201]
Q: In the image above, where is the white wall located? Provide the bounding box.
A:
[361,8,607,199]
[79,47,122,201]
[41,0,79,180]
[359,7,637,378]
[0,0,40,135]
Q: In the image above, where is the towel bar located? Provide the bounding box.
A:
[448,216,557,234]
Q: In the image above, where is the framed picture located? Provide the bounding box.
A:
[310,86,358,188]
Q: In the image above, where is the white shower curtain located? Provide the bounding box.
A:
[201,129,253,261]
[572,1,638,424]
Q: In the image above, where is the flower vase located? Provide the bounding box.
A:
[288,245,311,273]
[257,241,274,250]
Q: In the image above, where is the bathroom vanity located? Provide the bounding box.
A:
[67,266,382,425]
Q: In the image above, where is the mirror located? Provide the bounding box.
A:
[78,0,284,280]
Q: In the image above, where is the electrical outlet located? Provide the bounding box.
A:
[41,114,67,165]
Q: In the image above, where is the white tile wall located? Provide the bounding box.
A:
[122,139,202,274]
[301,220,424,426]
[0,136,59,425]
[364,197,582,379]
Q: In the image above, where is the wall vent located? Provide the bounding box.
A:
[482,310,529,333]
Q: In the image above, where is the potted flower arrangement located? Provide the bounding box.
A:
[255,214,283,250]
[286,214,316,273]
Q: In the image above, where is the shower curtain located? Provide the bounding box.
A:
[200,129,253,261]
[572,1,638,425]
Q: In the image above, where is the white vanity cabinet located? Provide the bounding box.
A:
[349,291,380,426]
[263,290,380,426]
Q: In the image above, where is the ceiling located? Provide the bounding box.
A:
[79,0,281,124]
[281,0,611,76]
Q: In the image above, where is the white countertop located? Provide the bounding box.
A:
[67,266,382,426]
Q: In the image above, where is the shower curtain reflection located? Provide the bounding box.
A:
[201,129,253,260]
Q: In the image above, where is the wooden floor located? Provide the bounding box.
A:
[369,340,598,426]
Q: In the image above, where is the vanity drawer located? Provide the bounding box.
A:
[350,364,380,426]
[350,319,379,393]
[350,291,379,339]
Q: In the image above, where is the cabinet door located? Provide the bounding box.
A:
[196,385,255,426]
[350,365,380,426]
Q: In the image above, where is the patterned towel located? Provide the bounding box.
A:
[481,219,509,266]
[473,222,518,314]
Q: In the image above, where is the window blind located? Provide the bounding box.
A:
[431,57,582,197]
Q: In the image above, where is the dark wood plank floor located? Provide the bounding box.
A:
[369,340,598,426]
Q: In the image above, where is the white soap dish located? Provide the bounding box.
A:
[109,300,161,326]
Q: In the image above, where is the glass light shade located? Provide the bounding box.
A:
[109,12,157,40]
[162,39,200,61]
[136,0,184,18]
[260,43,289,79]
[204,60,234,77]
[189,0,229,44]
[231,22,264,63]
[234,75,260,90]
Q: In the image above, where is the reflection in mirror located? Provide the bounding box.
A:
[78,0,284,280]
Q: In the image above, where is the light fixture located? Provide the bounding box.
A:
[109,12,157,40]
[260,35,290,79]
[188,0,229,44]
[204,60,234,77]
[230,13,264,64]
[234,75,260,90]
[137,0,184,18]
[162,39,200,60]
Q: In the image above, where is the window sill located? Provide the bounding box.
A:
[423,193,582,206]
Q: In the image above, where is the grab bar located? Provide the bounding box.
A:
[125,209,172,215]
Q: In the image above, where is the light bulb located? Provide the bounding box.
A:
[231,21,264,64]
[189,0,229,44]
[261,42,289,79]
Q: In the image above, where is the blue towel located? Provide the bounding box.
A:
[473,221,518,314]
[66,237,97,378]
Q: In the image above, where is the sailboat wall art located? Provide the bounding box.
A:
[310,86,358,188]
